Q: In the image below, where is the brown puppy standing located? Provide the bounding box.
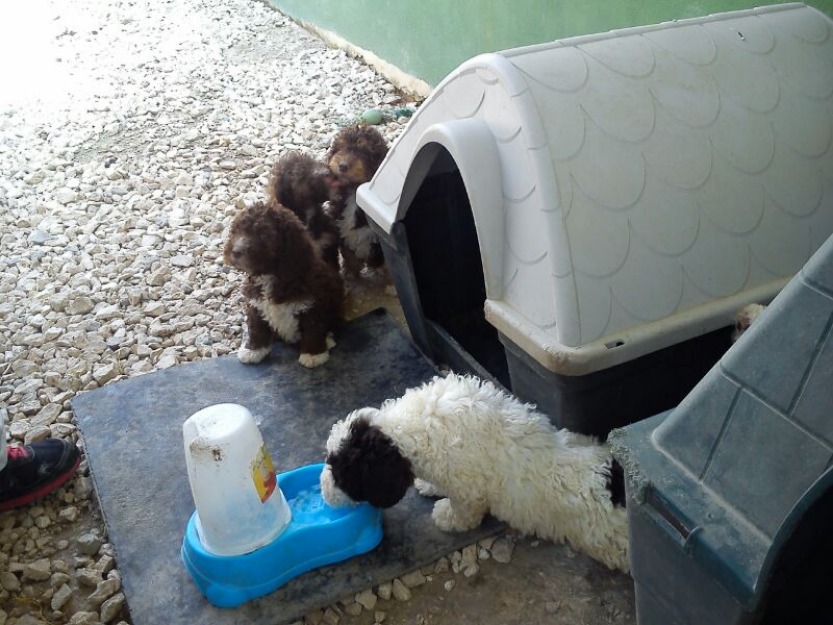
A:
[325,124,389,278]
[224,201,344,368]
[267,151,340,271]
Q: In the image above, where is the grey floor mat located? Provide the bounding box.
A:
[72,309,501,625]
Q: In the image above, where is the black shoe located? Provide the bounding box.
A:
[0,439,82,511]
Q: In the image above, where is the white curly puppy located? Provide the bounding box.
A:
[320,374,629,572]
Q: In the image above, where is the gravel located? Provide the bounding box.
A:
[0,0,415,623]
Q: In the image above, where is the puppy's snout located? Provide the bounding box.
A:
[338,162,349,173]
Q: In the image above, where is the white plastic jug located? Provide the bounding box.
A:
[183,403,291,556]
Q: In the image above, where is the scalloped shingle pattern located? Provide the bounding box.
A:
[362,4,833,358]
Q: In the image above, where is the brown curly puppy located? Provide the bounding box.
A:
[267,151,340,270]
[224,201,344,368]
[325,124,389,277]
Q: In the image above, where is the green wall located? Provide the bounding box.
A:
[267,0,833,88]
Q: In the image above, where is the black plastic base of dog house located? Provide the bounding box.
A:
[499,327,732,439]
[372,167,733,439]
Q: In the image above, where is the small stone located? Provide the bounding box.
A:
[77,567,103,588]
[59,506,80,523]
[100,592,126,623]
[33,403,63,427]
[24,424,52,443]
[0,571,20,591]
[433,557,450,574]
[391,578,411,601]
[374,611,386,624]
[93,363,119,385]
[95,304,121,320]
[51,583,73,610]
[443,579,456,592]
[77,531,103,556]
[155,354,178,369]
[88,577,121,605]
[399,569,426,588]
[67,297,95,315]
[491,536,515,563]
[23,558,52,581]
[127,289,145,306]
[376,581,392,601]
[49,293,71,312]
[93,555,115,577]
[56,187,77,204]
[321,607,340,625]
[170,254,193,268]
[29,229,51,245]
[143,302,166,317]
[463,562,480,577]
[219,159,237,170]
[147,268,171,286]
[343,602,362,617]
[461,544,478,566]
[355,588,377,611]
[69,611,99,625]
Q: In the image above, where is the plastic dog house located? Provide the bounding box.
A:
[358,3,833,437]
[609,232,833,625]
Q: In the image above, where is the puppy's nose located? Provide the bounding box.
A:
[339,162,349,173]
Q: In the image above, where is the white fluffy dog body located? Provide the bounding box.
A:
[321,374,629,572]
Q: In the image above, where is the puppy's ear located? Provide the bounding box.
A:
[327,416,414,509]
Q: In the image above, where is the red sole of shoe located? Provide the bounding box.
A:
[0,455,83,511]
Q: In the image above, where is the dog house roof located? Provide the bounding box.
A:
[358,3,833,375]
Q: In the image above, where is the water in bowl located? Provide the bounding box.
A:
[290,484,349,525]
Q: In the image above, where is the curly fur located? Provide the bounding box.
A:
[325,124,389,277]
[224,201,344,368]
[321,374,630,572]
[267,151,340,270]
[732,303,767,342]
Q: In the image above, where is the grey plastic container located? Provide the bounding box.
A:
[609,233,833,624]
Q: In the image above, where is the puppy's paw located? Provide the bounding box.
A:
[299,351,330,368]
[326,333,337,350]
[415,479,444,497]
[238,345,270,364]
[432,498,467,532]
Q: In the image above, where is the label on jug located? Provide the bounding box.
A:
[251,444,277,503]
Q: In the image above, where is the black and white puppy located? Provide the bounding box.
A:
[321,374,629,572]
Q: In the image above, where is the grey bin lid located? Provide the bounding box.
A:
[611,230,833,609]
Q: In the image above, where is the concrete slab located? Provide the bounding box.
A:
[72,309,501,625]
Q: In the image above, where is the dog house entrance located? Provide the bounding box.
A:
[402,148,510,388]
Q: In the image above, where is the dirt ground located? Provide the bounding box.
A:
[348,535,634,625]
[341,277,636,625]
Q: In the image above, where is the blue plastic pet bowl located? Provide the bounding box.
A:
[181,462,383,608]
